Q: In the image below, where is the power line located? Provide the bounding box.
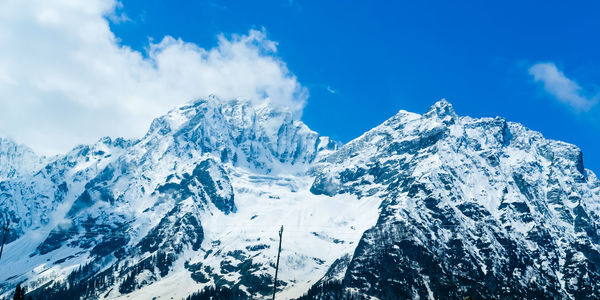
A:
[0,220,9,262]
[272,225,283,300]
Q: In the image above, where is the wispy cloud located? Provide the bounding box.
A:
[325,85,337,95]
[529,62,598,111]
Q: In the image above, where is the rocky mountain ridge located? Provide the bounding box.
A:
[0,97,599,299]
[311,100,600,299]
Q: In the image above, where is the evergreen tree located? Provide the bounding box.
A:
[186,285,247,300]
[13,283,25,300]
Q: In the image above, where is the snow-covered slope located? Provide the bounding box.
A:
[1,98,599,299]
[0,96,354,300]
[311,100,600,299]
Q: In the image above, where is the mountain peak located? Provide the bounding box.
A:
[0,137,44,180]
[424,98,457,123]
[143,95,335,173]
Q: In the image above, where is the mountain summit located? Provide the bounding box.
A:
[424,98,457,123]
[1,98,599,299]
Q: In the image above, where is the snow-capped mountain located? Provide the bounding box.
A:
[0,138,45,181]
[311,100,600,299]
[1,98,599,299]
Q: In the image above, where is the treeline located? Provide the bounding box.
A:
[14,279,366,300]
[295,281,486,300]
[185,285,247,300]
[25,251,174,299]
[296,280,368,300]
[10,283,32,300]
[25,262,119,300]
[119,251,174,294]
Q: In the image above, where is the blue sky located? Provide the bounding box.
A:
[0,1,598,172]
[110,0,600,171]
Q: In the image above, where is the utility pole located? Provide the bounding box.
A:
[0,220,9,262]
[272,225,283,300]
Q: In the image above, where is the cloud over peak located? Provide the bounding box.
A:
[529,62,598,111]
[0,0,306,155]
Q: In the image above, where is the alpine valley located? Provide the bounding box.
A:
[1,97,599,299]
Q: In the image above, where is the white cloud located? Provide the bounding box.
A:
[0,0,307,154]
[325,85,337,94]
[529,62,597,111]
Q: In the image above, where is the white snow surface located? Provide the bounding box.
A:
[109,171,380,300]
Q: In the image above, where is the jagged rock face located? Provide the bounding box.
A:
[311,100,600,299]
[154,158,235,214]
[145,96,336,172]
[0,137,131,243]
[0,138,46,240]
